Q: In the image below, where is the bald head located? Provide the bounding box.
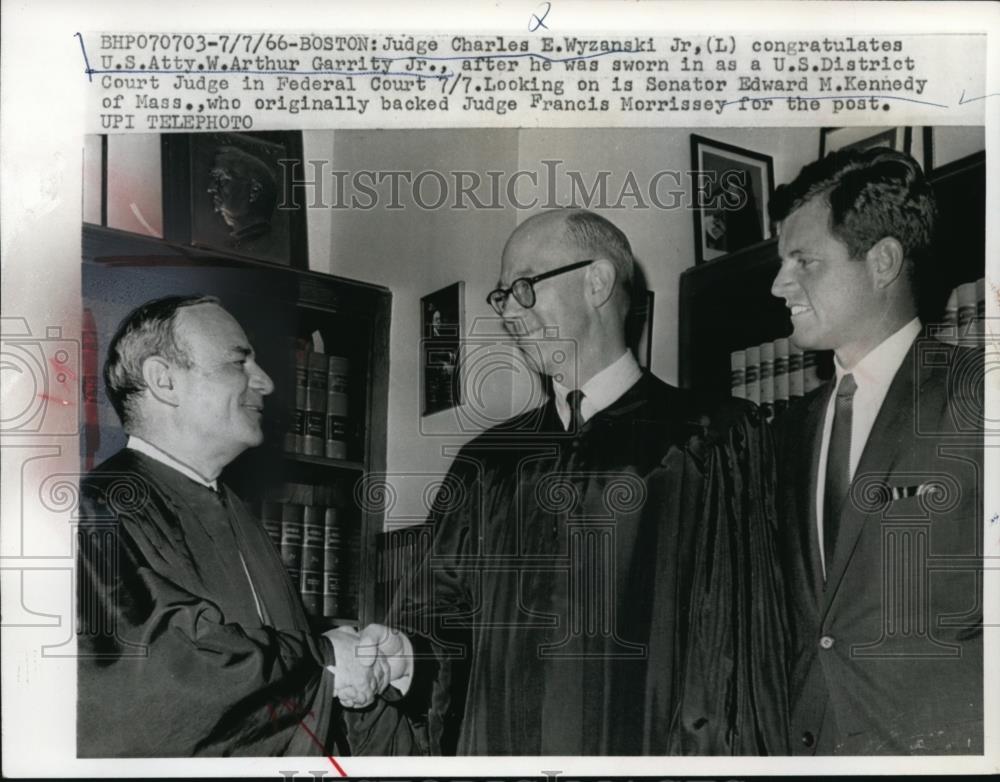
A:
[497,209,634,385]
[504,209,635,311]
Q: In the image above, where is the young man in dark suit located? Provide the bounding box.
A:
[770,148,983,755]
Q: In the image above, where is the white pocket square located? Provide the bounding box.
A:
[888,482,943,502]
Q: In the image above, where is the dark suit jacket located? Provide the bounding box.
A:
[774,338,983,755]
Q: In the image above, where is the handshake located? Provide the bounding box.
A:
[323,623,412,709]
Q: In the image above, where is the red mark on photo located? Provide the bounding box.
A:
[37,392,72,406]
[267,697,347,777]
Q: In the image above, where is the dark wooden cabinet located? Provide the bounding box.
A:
[679,152,986,397]
[82,223,391,627]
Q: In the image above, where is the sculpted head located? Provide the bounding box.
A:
[207,146,278,239]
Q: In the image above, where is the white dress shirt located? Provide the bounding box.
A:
[815,317,921,576]
[126,435,218,490]
[551,350,643,430]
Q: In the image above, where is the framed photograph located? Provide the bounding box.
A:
[819,126,912,158]
[690,135,775,264]
[161,131,308,268]
[625,289,655,370]
[421,282,465,416]
[915,126,935,173]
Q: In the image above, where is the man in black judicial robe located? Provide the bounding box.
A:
[353,210,789,755]
[76,295,384,757]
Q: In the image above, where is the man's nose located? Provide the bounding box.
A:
[249,362,275,395]
[771,260,796,300]
[501,298,530,336]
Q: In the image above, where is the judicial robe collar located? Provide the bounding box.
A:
[127,435,220,491]
[551,350,642,430]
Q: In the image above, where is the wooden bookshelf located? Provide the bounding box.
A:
[82,223,391,627]
[678,151,986,398]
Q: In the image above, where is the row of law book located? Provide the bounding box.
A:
[286,343,355,461]
[939,278,987,342]
[730,339,825,420]
[258,482,361,620]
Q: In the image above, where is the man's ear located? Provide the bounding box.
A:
[585,259,617,308]
[866,236,905,290]
[141,356,181,408]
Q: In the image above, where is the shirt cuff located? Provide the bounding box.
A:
[389,631,414,696]
[322,626,358,682]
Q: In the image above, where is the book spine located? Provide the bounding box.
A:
[260,500,283,548]
[343,530,361,620]
[289,349,307,453]
[279,503,305,587]
[300,505,325,615]
[941,286,959,344]
[326,356,351,460]
[957,281,977,333]
[773,338,789,416]
[730,350,747,399]
[759,341,774,422]
[789,344,804,400]
[303,351,328,456]
[323,507,342,617]
[744,345,760,405]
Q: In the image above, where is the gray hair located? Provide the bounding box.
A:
[563,209,636,303]
[104,294,219,427]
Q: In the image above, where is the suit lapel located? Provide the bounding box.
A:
[798,384,832,605]
[822,343,924,612]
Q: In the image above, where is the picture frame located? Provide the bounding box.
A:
[819,126,912,158]
[625,289,655,370]
[161,131,308,268]
[690,135,775,265]
[421,281,465,416]
[917,126,935,173]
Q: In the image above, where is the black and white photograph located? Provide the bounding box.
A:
[421,281,464,416]
[819,125,912,158]
[162,131,309,268]
[71,123,988,762]
[1,2,996,779]
[690,134,775,264]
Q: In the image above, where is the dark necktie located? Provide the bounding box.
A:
[566,389,585,432]
[824,373,857,570]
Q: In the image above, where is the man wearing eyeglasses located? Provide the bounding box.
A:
[355,209,787,756]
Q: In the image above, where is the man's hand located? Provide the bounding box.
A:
[357,623,412,690]
[323,626,390,709]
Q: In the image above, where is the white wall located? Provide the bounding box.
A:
[309,129,521,523]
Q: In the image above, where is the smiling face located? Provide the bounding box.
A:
[772,197,884,367]
[498,216,590,379]
[171,303,274,466]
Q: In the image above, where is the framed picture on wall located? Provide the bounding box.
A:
[819,126,912,158]
[421,282,465,416]
[161,131,308,268]
[690,135,775,265]
[626,289,655,369]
